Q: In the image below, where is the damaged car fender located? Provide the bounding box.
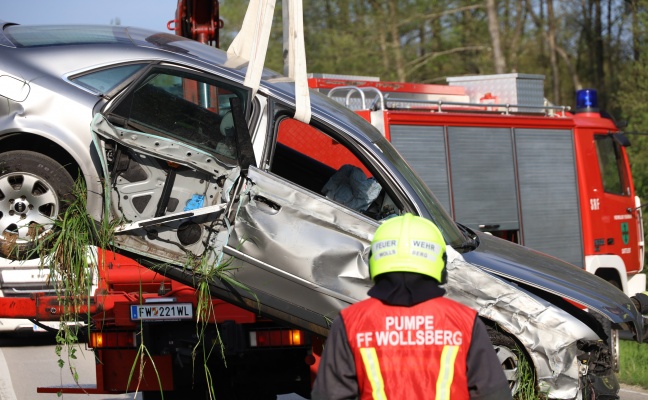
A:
[446,248,605,399]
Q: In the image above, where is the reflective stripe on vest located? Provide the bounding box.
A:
[359,348,387,400]
[360,344,461,400]
[436,345,460,400]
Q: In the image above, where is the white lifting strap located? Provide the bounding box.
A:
[226,0,276,97]
[283,0,311,124]
[227,0,311,125]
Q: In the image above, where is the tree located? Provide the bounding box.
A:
[217,0,641,115]
[486,0,506,73]
[615,4,648,215]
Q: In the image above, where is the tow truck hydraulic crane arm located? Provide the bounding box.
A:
[169,0,222,47]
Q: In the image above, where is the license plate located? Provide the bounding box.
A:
[130,303,193,321]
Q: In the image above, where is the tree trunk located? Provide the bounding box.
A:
[594,0,605,106]
[486,0,507,73]
[367,0,392,75]
[525,0,582,92]
[629,0,640,61]
[387,0,406,81]
[507,0,527,72]
[546,0,560,104]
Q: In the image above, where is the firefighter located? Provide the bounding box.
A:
[311,213,512,400]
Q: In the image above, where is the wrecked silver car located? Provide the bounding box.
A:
[0,23,644,399]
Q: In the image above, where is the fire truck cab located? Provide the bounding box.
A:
[309,73,646,297]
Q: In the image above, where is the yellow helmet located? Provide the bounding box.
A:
[369,214,446,282]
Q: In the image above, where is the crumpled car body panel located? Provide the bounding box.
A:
[445,251,596,399]
[464,233,639,329]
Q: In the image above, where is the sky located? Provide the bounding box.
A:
[1,0,179,32]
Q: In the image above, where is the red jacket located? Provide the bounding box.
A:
[341,296,476,400]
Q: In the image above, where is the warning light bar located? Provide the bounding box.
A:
[576,89,599,113]
[89,331,136,349]
[249,329,305,347]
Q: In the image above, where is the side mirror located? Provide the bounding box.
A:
[612,132,631,147]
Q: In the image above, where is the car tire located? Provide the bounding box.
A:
[0,150,75,260]
[487,326,524,396]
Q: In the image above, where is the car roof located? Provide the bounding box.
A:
[0,22,239,74]
[0,22,383,144]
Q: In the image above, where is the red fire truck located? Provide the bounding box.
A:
[308,73,646,297]
[6,249,315,399]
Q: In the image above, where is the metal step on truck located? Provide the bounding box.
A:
[308,72,646,298]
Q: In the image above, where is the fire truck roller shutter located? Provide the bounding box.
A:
[389,125,451,213]
[447,127,520,233]
[514,129,583,268]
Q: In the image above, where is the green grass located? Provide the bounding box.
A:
[513,339,646,398]
[618,339,648,388]
[514,349,548,400]
[29,178,119,392]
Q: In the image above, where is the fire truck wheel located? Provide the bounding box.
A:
[606,279,621,290]
[0,150,75,260]
[487,326,527,397]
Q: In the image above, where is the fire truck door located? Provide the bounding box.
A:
[592,133,640,275]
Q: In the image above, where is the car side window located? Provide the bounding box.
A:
[270,117,400,220]
[70,63,147,94]
[109,68,245,162]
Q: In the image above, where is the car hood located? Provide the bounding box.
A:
[463,232,643,335]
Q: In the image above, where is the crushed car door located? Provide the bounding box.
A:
[91,64,251,267]
[219,114,405,336]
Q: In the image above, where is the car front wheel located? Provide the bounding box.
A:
[0,150,75,259]
[487,326,525,397]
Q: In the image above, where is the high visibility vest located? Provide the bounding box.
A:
[341,296,476,400]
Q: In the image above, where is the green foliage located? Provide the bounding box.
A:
[218,0,642,102]
[514,347,548,400]
[618,339,648,389]
[126,332,163,397]
[30,177,119,391]
[218,1,648,261]
[31,176,253,397]
[138,222,258,398]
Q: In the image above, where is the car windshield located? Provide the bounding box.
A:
[4,25,132,47]
[372,136,466,248]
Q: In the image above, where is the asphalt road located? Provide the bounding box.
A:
[623,386,648,400]
[0,333,646,400]
[0,333,138,400]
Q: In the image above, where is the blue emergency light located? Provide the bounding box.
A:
[576,89,599,113]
